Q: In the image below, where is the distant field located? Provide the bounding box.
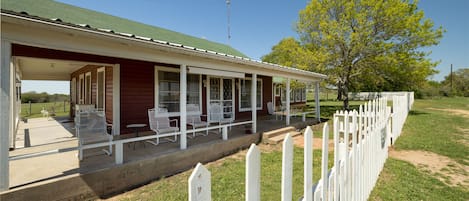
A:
[21,101,70,118]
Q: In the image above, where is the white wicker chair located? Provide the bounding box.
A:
[187,104,209,138]
[147,108,179,145]
[76,110,112,160]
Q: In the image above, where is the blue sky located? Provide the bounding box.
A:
[22,0,468,94]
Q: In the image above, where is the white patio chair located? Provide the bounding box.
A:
[146,108,179,145]
[76,110,113,160]
[187,104,209,138]
[209,102,233,132]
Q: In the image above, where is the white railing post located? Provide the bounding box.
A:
[180,64,187,150]
[281,134,293,201]
[222,126,228,140]
[321,123,329,201]
[115,141,123,164]
[189,163,211,201]
[304,126,313,201]
[251,73,257,133]
[0,40,12,191]
[246,143,260,201]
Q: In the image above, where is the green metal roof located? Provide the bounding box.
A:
[1,0,247,58]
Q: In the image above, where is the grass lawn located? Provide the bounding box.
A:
[108,148,333,201]
[370,97,469,200]
[21,101,70,118]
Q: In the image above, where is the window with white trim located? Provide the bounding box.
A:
[239,78,262,111]
[157,70,200,114]
[275,84,281,97]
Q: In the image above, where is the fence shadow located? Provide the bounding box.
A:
[408,110,428,116]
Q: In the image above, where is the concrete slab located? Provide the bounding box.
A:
[15,117,75,149]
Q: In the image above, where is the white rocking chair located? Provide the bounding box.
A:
[147,108,179,145]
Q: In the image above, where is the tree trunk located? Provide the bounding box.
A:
[336,81,343,101]
[342,84,349,110]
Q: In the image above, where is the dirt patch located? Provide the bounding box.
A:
[389,149,469,188]
[456,127,469,147]
[427,108,469,118]
[293,136,335,151]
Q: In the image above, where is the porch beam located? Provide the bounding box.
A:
[286,78,291,125]
[315,82,321,121]
[0,40,12,191]
[251,74,257,133]
[180,64,187,149]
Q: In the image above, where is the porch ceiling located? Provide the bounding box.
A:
[17,57,86,81]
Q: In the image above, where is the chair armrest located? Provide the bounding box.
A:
[170,119,179,127]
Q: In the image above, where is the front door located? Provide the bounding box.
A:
[207,76,235,121]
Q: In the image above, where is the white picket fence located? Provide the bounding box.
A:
[188,96,412,201]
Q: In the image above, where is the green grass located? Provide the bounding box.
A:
[370,97,469,200]
[393,97,469,165]
[112,148,333,201]
[21,101,70,118]
[369,158,468,201]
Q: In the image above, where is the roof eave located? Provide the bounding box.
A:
[1,10,327,81]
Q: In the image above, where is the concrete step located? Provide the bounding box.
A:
[267,131,302,144]
[263,126,297,139]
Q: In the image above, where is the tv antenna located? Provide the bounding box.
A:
[226,0,231,44]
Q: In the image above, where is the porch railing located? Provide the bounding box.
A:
[9,120,253,165]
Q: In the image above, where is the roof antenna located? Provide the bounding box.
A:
[226,0,231,45]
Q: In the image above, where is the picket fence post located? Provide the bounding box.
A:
[304,126,313,201]
[281,134,293,201]
[189,163,211,201]
[333,113,339,201]
[246,143,260,201]
[321,123,329,201]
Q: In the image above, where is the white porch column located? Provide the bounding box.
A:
[0,40,12,191]
[315,82,321,121]
[251,74,257,133]
[180,64,187,149]
[286,78,291,125]
[112,64,120,135]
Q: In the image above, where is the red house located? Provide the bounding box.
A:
[0,0,326,193]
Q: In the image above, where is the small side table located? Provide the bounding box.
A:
[126,123,147,150]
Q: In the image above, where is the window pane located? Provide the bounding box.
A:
[240,79,262,110]
[158,71,200,113]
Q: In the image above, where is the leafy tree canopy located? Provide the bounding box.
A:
[263,0,443,109]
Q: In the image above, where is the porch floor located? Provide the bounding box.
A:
[9,115,319,189]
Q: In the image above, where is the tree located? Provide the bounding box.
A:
[263,0,443,109]
[441,68,469,97]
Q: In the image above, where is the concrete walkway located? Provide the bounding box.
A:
[15,117,76,149]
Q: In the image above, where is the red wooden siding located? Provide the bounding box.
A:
[119,60,155,134]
